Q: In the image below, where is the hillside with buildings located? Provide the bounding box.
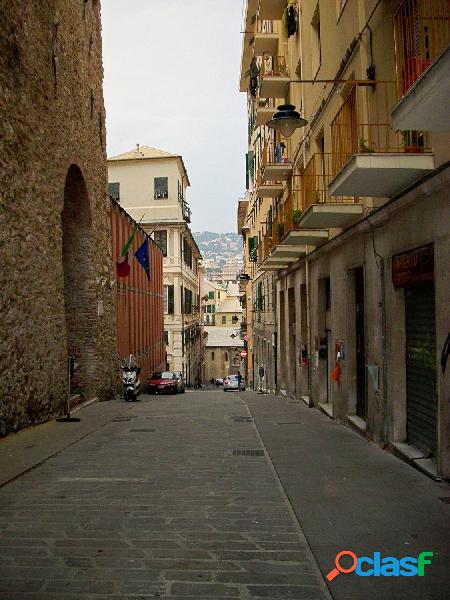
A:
[193,231,243,279]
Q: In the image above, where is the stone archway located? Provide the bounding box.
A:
[61,165,98,399]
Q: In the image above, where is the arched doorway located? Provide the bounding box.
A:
[61,165,98,400]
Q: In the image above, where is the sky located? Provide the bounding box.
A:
[102,0,248,233]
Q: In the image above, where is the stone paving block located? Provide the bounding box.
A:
[247,585,325,599]
[170,582,241,597]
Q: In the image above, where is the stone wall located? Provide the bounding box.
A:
[0,0,117,435]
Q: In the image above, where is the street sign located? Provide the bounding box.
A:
[240,350,248,358]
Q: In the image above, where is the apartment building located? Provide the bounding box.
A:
[108,146,203,387]
[239,0,449,478]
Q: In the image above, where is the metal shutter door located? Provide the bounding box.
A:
[405,283,437,455]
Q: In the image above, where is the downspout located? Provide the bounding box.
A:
[380,256,389,446]
[365,212,389,446]
[306,249,312,401]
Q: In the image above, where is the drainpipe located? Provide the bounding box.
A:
[380,256,389,446]
[306,249,312,401]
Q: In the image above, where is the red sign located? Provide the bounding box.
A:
[240,350,248,358]
[392,244,434,288]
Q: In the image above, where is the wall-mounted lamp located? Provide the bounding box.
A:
[267,104,308,138]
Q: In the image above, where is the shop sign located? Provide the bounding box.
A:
[392,244,434,288]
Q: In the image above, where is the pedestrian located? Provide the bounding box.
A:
[236,371,243,389]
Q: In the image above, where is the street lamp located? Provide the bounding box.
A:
[267,104,308,138]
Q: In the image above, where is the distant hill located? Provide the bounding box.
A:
[193,231,243,273]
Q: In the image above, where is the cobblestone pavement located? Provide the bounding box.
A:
[0,390,331,599]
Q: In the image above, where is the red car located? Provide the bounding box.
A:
[147,371,178,395]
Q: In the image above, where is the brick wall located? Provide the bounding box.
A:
[0,1,117,435]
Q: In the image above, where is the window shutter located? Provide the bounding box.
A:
[168,285,174,315]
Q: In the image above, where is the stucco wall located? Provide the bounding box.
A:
[0,0,117,434]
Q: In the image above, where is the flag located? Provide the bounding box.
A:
[116,226,137,278]
[134,238,150,280]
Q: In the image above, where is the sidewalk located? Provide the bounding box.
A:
[244,390,450,600]
[0,398,130,487]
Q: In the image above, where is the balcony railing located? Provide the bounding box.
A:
[330,82,428,177]
[262,141,290,166]
[293,154,355,213]
[394,0,450,97]
[182,202,191,223]
[260,53,288,77]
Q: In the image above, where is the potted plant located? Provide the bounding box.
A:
[359,137,374,153]
[293,209,302,226]
[400,130,421,153]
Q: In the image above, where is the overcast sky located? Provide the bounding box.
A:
[102,0,248,233]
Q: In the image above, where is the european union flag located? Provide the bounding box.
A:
[134,238,150,280]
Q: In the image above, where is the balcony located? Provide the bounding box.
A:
[292,154,363,229]
[392,0,450,131]
[328,82,435,198]
[253,20,279,56]
[259,0,286,20]
[182,202,191,223]
[259,54,290,99]
[272,195,329,247]
[261,142,293,181]
[255,99,276,127]
[256,174,283,198]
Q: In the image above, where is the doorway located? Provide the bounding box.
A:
[405,283,437,456]
[61,165,97,399]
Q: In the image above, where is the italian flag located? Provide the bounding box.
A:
[116,227,137,278]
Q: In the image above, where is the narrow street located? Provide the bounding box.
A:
[0,390,449,599]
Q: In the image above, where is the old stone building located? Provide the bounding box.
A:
[0,1,117,434]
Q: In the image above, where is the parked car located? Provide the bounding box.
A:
[174,371,186,394]
[215,378,224,386]
[147,371,178,395]
[223,374,245,392]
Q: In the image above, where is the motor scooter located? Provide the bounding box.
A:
[120,354,141,401]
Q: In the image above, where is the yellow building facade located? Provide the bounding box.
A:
[238,0,450,478]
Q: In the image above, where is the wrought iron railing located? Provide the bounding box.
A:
[293,154,356,212]
[330,82,428,177]
[393,0,450,97]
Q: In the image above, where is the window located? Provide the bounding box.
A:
[184,288,193,315]
[225,352,229,361]
[108,182,120,202]
[163,330,169,345]
[154,177,168,199]
[211,351,215,361]
[183,238,193,269]
[153,230,167,256]
[177,180,184,202]
[208,291,214,300]
[218,291,221,299]
[206,314,210,324]
[311,4,321,76]
[222,316,226,324]
[164,285,174,315]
